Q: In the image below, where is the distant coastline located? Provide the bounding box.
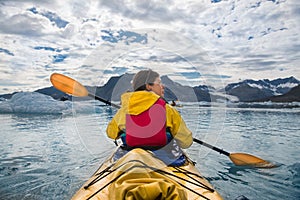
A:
[1,75,299,106]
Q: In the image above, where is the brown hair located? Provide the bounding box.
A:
[132,69,160,91]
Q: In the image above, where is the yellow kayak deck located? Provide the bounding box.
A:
[72,147,223,200]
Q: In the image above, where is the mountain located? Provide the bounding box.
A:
[0,92,18,100]
[92,73,134,102]
[1,75,299,104]
[35,86,71,101]
[89,74,228,102]
[87,74,207,102]
[225,76,300,102]
[258,85,300,102]
[161,76,198,102]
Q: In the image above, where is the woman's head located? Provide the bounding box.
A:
[132,69,165,97]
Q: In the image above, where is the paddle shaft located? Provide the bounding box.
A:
[88,93,120,109]
[193,138,230,156]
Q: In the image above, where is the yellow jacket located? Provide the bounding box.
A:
[106,91,193,149]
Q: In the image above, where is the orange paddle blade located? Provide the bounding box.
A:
[50,73,88,97]
[229,153,276,168]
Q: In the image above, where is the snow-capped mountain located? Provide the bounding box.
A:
[265,84,300,102]
[0,75,299,105]
[88,73,228,103]
[91,74,299,103]
[225,76,300,102]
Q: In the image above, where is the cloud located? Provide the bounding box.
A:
[99,0,211,25]
[100,0,172,21]
[0,0,299,94]
[0,12,52,36]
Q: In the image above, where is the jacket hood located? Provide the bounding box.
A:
[121,91,160,115]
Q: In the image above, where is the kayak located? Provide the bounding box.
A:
[72,147,222,199]
[71,147,223,200]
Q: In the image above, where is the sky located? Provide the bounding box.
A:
[0,0,299,94]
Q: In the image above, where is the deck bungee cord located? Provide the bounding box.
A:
[83,159,215,200]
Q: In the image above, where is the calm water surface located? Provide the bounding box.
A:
[0,104,299,200]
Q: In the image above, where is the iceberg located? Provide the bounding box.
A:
[0,92,71,114]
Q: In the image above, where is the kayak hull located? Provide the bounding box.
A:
[72,147,223,200]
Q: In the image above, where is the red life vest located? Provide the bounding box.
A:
[126,98,167,148]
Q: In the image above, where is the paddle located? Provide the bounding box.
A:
[50,73,120,108]
[50,73,275,168]
[193,138,275,168]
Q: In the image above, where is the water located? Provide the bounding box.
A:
[0,103,299,200]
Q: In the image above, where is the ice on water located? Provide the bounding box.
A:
[0,92,71,114]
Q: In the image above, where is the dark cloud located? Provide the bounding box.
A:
[0,13,48,36]
[99,0,187,22]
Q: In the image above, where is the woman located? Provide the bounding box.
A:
[106,69,193,165]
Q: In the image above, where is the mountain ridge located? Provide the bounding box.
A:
[0,75,299,103]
